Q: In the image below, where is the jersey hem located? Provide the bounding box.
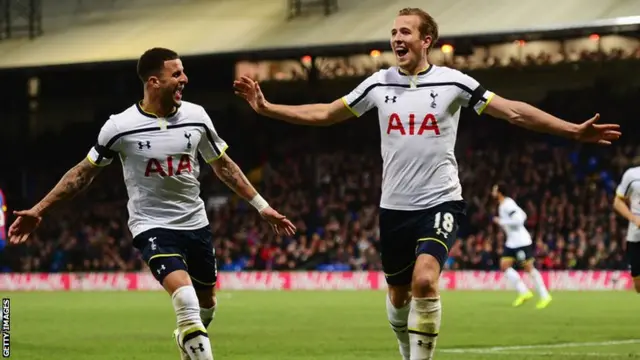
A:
[205,144,229,163]
[86,155,108,167]
[504,243,533,249]
[380,198,463,211]
[341,97,360,117]
[130,221,210,238]
[477,92,495,114]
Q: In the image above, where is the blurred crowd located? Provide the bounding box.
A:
[249,39,640,81]
[1,79,640,275]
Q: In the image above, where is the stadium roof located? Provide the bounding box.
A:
[0,0,639,68]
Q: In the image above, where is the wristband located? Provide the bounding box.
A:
[249,194,269,212]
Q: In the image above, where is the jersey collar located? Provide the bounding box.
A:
[136,101,180,119]
[398,64,433,76]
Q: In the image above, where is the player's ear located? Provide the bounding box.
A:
[422,35,432,51]
[148,76,161,88]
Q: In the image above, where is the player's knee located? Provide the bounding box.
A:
[634,278,640,293]
[161,268,192,295]
[195,287,216,308]
[412,255,441,296]
[412,270,439,297]
[521,260,534,272]
[388,284,411,308]
[499,259,513,271]
[199,295,216,309]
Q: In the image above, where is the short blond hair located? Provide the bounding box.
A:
[397,8,439,52]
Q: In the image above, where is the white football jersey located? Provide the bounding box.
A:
[616,166,640,242]
[498,197,532,248]
[87,101,228,238]
[342,65,494,210]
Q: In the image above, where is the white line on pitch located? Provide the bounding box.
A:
[444,351,638,358]
[440,339,640,353]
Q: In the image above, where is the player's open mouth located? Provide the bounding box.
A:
[395,48,409,58]
[174,88,183,100]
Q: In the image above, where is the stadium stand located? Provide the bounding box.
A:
[1,78,639,273]
[3,0,640,68]
[1,1,640,275]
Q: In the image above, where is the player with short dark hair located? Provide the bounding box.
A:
[234,7,620,359]
[137,47,180,83]
[8,47,296,360]
[491,183,551,309]
[613,165,640,293]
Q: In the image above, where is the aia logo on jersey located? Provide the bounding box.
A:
[145,155,192,177]
[387,113,440,135]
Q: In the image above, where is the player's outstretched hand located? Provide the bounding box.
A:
[575,114,621,145]
[8,208,42,244]
[233,76,268,113]
[260,207,296,236]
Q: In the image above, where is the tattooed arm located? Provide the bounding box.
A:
[33,158,103,216]
[210,153,258,202]
[9,158,103,244]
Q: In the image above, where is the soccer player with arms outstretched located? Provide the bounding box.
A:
[613,165,640,293]
[491,182,551,308]
[234,8,620,359]
[8,48,296,360]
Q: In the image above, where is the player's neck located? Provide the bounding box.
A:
[140,98,175,118]
[498,195,506,204]
[399,61,430,76]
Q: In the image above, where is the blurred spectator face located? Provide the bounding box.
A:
[483,242,492,252]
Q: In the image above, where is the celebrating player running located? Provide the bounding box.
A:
[9,47,295,360]
[235,7,620,360]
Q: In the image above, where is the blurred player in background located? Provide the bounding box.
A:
[235,7,620,360]
[613,165,640,293]
[491,183,552,308]
[8,47,296,360]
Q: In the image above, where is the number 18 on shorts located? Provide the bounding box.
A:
[379,200,466,286]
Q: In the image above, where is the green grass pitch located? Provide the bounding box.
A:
[6,290,640,359]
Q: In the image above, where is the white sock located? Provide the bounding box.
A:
[528,268,550,299]
[386,294,410,360]
[408,297,441,360]
[172,286,214,360]
[505,268,529,294]
[200,306,216,329]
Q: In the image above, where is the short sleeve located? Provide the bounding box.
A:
[341,73,379,117]
[506,201,519,217]
[500,200,516,218]
[616,170,632,199]
[87,118,121,167]
[198,107,229,163]
[455,71,495,115]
